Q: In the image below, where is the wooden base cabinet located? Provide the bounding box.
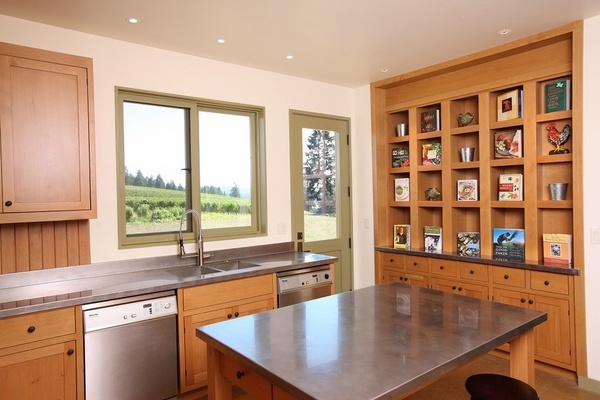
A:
[0,307,82,400]
[178,275,276,393]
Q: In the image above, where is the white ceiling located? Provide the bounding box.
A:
[1,0,600,88]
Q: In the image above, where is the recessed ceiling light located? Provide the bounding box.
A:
[127,17,138,24]
[380,68,389,73]
[286,55,294,60]
[217,39,225,44]
[498,29,511,36]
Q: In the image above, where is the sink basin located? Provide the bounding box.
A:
[167,265,222,279]
[206,260,259,271]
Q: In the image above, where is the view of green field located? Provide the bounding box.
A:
[125,185,336,240]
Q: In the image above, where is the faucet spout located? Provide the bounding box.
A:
[178,209,210,267]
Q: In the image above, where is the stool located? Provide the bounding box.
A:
[465,374,539,400]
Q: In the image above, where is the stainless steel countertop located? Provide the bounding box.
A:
[196,282,547,400]
[0,249,336,318]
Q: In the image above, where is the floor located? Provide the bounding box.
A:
[404,354,600,400]
[207,354,600,400]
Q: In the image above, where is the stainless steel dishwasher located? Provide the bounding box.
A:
[82,291,178,400]
[277,265,333,307]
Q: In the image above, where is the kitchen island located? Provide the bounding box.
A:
[196,282,547,400]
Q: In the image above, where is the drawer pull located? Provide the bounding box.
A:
[236,371,245,379]
[528,299,534,305]
[458,287,463,292]
[469,269,475,275]
[67,349,74,356]
[520,298,526,303]
[504,274,509,280]
[234,312,240,317]
[452,286,457,290]
[544,280,550,286]
[413,262,418,266]
[439,265,444,270]
[27,326,36,333]
[5,201,12,207]
[227,313,233,319]
[389,258,395,263]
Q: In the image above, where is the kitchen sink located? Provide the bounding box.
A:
[206,260,259,271]
[166,265,223,279]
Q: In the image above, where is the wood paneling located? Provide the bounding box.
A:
[0,220,90,275]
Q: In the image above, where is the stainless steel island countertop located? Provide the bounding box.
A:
[0,245,336,318]
[197,282,547,400]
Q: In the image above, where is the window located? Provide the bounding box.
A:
[116,88,266,248]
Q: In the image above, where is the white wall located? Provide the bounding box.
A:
[0,12,376,288]
[583,16,600,383]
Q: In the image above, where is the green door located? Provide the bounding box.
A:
[289,110,353,293]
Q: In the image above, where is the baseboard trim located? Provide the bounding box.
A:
[578,376,600,394]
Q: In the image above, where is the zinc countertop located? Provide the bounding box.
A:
[0,249,336,319]
[197,282,547,400]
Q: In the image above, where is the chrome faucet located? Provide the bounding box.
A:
[178,209,210,267]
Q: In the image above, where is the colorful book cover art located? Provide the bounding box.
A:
[493,228,525,262]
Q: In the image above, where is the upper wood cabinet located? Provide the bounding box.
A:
[0,42,96,223]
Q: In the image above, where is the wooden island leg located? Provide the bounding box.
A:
[207,345,233,400]
[509,329,535,387]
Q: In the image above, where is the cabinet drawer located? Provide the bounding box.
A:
[183,274,274,311]
[379,252,404,269]
[431,259,457,277]
[530,271,569,295]
[405,255,429,274]
[219,352,271,399]
[492,267,526,288]
[0,308,75,349]
[458,262,489,283]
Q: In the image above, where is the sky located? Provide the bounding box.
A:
[123,102,251,192]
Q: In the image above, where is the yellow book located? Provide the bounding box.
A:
[542,233,572,267]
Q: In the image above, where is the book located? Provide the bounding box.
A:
[394,178,410,201]
[393,224,411,250]
[420,108,441,133]
[494,129,522,159]
[542,233,573,267]
[422,142,442,165]
[457,232,480,258]
[497,88,522,121]
[493,228,525,262]
[457,179,478,201]
[498,173,523,201]
[424,226,442,254]
[391,147,410,168]
[544,78,571,113]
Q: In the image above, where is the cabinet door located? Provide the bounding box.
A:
[531,294,571,365]
[0,55,92,216]
[0,341,76,400]
[182,308,232,390]
[493,288,572,366]
[181,298,275,392]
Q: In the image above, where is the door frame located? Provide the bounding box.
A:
[289,109,353,292]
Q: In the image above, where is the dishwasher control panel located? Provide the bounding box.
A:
[278,270,333,293]
[83,295,177,332]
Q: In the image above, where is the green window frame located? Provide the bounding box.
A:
[116,88,267,249]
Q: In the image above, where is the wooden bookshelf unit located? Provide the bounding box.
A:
[371,22,585,376]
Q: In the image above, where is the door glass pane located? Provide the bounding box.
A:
[123,102,188,236]
[199,111,252,229]
[302,129,338,242]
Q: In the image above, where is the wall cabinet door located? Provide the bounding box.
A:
[0,51,95,223]
[0,341,77,400]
